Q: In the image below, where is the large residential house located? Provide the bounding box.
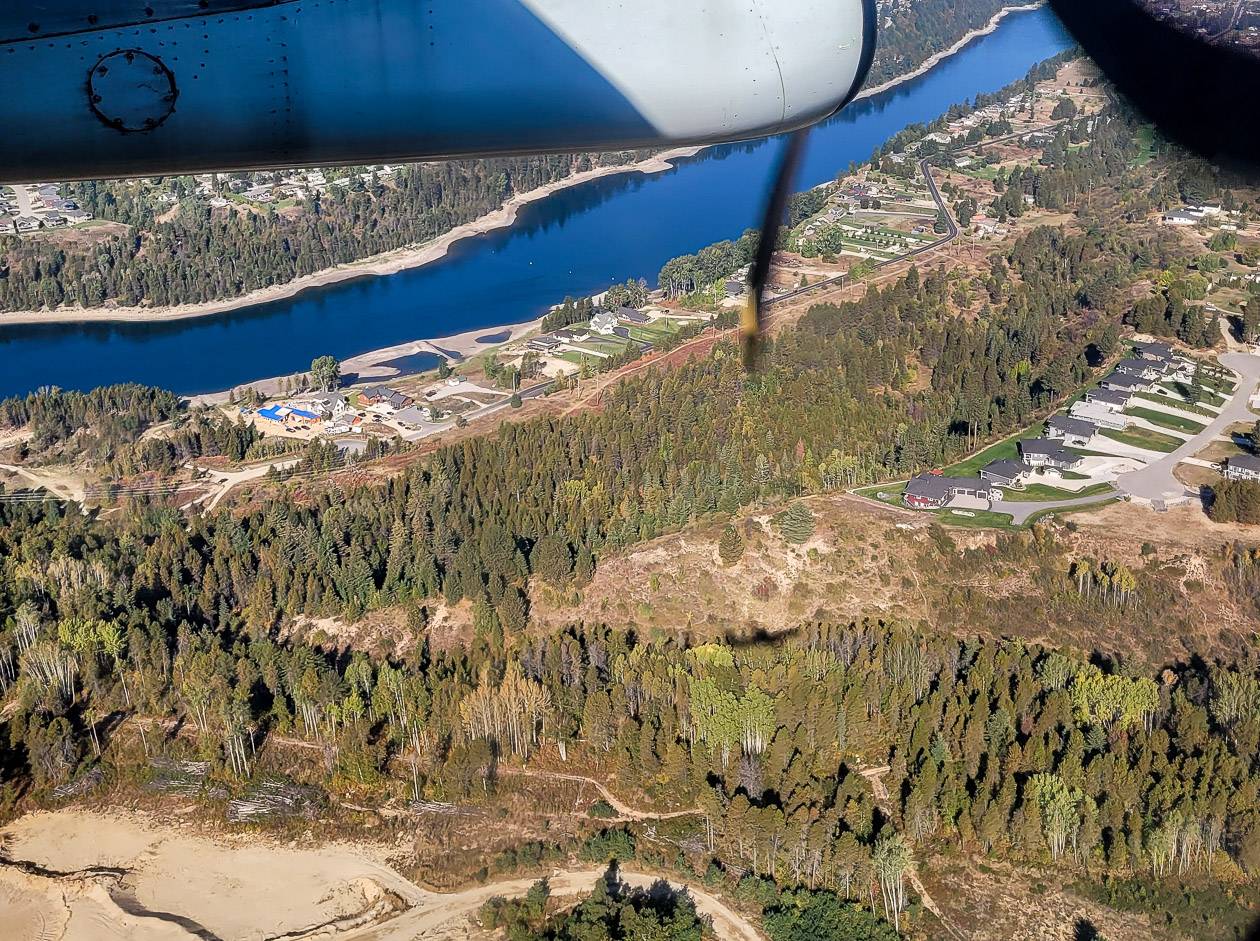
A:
[307,392,349,419]
[1133,340,1174,363]
[1018,439,1084,470]
[979,459,1032,488]
[591,309,619,335]
[1115,358,1163,381]
[1083,387,1131,411]
[1070,400,1129,430]
[616,306,651,325]
[527,336,563,352]
[903,473,993,509]
[1223,454,1260,481]
[1046,414,1098,447]
[1101,371,1148,393]
[361,385,413,409]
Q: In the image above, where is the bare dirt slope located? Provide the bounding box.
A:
[0,809,761,941]
[528,493,1259,667]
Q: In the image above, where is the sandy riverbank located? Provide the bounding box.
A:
[185,317,542,404]
[0,146,703,329]
[853,2,1046,103]
[1,3,1047,333]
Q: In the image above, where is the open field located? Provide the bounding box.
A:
[1124,406,1206,434]
[1099,426,1181,452]
[1130,389,1218,417]
[1010,481,1115,501]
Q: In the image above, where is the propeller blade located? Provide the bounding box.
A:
[744,129,810,369]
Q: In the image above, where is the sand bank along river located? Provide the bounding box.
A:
[0,809,762,941]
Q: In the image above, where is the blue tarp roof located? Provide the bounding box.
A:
[258,405,285,420]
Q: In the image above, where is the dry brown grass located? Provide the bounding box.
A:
[924,855,1164,941]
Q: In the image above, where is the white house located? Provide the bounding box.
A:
[591,309,619,335]
[1223,454,1260,481]
[307,392,349,420]
[1070,400,1129,430]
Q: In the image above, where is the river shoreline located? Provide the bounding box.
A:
[0,3,1047,330]
[186,317,543,404]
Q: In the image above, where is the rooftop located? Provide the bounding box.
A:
[1227,453,1260,473]
[982,458,1032,479]
[1047,414,1098,438]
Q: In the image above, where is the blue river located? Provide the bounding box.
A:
[0,7,1072,397]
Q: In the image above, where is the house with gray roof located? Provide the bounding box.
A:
[1101,371,1148,393]
[1046,414,1097,447]
[1223,453,1260,481]
[1018,439,1084,470]
[1115,358,1163,380]
[979,459,1032,488]
[1084,387,1131,411]
[903,474,993,509]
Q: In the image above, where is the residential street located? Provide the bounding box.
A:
[1116,351,1260,501]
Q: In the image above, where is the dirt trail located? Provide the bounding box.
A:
[499,768,703,821]
[858,765,967,941]
[337,867,761,941]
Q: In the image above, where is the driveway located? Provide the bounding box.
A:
[999,493,1120,525]
[1117,351,1260,501]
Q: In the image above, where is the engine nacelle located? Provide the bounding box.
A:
[0,0,874,181]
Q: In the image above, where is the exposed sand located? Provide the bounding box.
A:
[853,2,1046,102]
[0,808,763,941]
[0,147,703,328]
[0,809,420,941]
[184,318,540,404]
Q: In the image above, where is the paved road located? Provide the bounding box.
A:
[1117,352,1260,501]
[999,493,1120,525]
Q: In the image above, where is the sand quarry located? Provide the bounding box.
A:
[0,808,759,941]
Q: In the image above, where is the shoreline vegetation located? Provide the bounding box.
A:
[0,2,1046,335]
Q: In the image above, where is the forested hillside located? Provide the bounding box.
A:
[867,0,1010,86]
[0,156,622,311]
[0,0,1040,314]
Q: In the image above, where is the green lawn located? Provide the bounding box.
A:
[937,508,1016,529]
[1131,124,1156,166]
[941,429,1030,476]
[1007,481,1116,501]
[1130,389,1218,417]
[1124,406,1205,434]
[1099,426,1182,453]
[854,481,907,507]
[1158,381,1225,407]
